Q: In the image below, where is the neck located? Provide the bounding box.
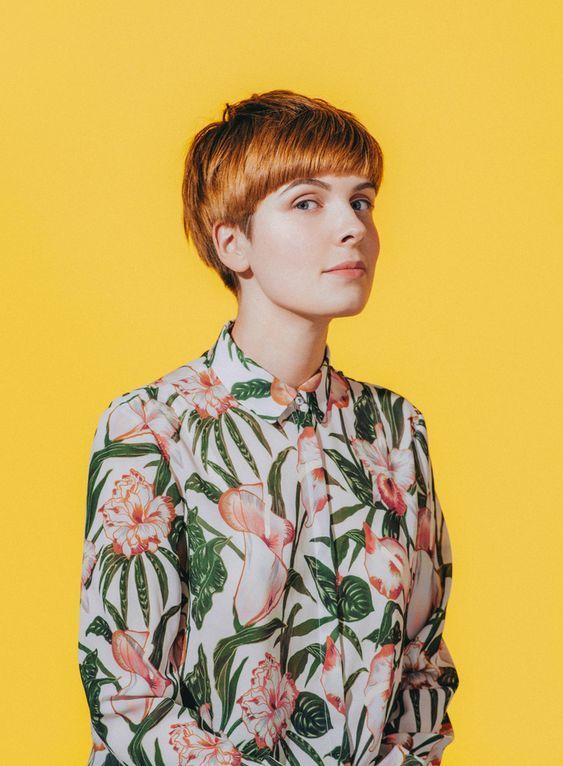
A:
[230,304,330,389]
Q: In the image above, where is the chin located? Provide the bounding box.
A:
[328,291,371,317]
[296,298,369,321]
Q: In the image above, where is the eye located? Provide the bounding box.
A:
[352,198,374,211]
[294,198,319,210]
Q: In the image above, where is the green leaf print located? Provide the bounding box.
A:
[292,615,334,637]
[324,449,373,507]
[190,536,229,629]
[230,406,272,454]
[104,600,126,631]
[286,567,315,601]
[287,647,308,683]
[86,616,112,643]
[102,753,121,766]
[290,691,333,738]
[353,384,381,443]
[267,446,293,519]
[148,601,181,667]
[153,455,171,497]
[279,737,301,766]
[80,648,113,742]
[134,555,150,627]
[337,575,373,621]
[185,473,222,503]
[344,666,367,696]
[231,377,272,400]
[128,698,174,766]
[286,729,327,766]
[304,555,338,616]
[330,502,366,526]
[154,740,166,766]
[186,504,207,550]
[119,556,132,625]
[100,551,125,604]
[279,602,302,675]
[213,417,240,483]
[223,411,259,476]
[146,551,169,608]
[224,656,249,730]
[181,643,213,720]
[192,414,212,460]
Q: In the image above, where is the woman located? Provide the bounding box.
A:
[79,89,459,766]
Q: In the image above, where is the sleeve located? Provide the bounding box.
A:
[379,407,459,766]
[78,392,248,766]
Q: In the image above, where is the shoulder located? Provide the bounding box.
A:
[93,351,209,437]
[340,368,424,421]
[337,368,428,446]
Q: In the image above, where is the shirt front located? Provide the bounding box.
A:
[79,317,459,766]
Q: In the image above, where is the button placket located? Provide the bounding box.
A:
[293,392,344,750]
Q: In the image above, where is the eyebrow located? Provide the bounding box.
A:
[278,177,376,196]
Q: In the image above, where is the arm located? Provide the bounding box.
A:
[380,407,459,765]
[78,392,246,766]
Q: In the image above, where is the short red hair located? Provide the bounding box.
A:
[181,89,384,297]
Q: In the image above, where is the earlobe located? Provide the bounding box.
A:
[213,221,250,275]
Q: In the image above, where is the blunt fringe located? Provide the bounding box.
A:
[181,89,384,296]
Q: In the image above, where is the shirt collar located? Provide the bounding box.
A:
[205,318,333,425]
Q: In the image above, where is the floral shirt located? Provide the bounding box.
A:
[78,317,459,766]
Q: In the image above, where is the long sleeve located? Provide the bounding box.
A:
[379,408,459,765]
[78,392,247,766]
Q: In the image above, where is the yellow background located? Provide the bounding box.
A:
[2,2,561,764]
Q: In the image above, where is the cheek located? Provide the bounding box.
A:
[253,229,319,290]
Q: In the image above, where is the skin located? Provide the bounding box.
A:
[212,173,380,389]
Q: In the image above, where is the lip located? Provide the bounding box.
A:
[324,260,367,273]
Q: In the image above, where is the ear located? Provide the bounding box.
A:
[212,220,251,275]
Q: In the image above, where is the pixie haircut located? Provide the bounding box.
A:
[181,89,384,297]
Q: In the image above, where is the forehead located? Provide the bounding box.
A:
[276,174,376,197]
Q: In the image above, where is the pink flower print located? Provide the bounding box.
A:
[199,702,212,730]
[320,635,346,715]
[91,724,106,752]
[170,610,188,671]
[80,539,97,610]
[173,367,237,419]
[218,482,294,625]
[381,732,414,750]
[401,639,441,689]
[364,643,396,752]
[363,522,411,601]
[169,721,242,765]
[408,409,422,437]
[269,374,317,408]
[297,427,329,527]
[405,549,442,641]
[110,629,172,724]
[327,368,350,413]
[436,637,456,670]
[271,365,324,407]
[237,652,298,750]
[108,396,180,461]
[100,468,176,558]
[376,745,412,766]
[415,505,434,552]
[351,423,415,515]
[425,720,454,765]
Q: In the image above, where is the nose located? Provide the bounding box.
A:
[335,201,367,243]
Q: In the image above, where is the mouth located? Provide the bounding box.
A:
[324,260,367,277]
